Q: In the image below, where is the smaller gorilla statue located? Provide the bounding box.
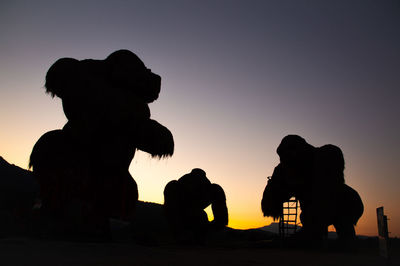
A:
[261,135,364,245]
[163,169,228,244]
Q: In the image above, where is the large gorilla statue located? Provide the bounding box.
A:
[29,50,174,236]
[163,169,228,244]
[261,135,363,243]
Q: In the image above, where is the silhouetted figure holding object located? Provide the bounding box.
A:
[261,135,363,247]
[163,169,228,244]
[29,50,174,238]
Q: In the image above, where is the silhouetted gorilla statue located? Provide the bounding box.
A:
[163,169,228,244]
[29,50,174,236]
[261,135,363,244]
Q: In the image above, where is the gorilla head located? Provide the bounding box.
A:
[106,49,161,103]
[276,135,314,166]
[45,50,160,102]
[44,50,161,125]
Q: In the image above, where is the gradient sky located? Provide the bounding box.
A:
[1,0,399,237]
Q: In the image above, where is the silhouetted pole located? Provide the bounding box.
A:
[376,206,390,260]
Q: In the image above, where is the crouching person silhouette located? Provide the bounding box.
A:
[163,169,228,244]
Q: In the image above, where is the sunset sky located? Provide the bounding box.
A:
[1,1,399,237]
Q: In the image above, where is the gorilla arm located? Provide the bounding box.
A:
[136,119,174,158]
[163,180,182,234]
[209,184,228,231]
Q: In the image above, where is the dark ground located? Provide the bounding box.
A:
[0,237,398,266]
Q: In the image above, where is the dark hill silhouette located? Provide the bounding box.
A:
[0,156,39,236]
[0,156,38,210]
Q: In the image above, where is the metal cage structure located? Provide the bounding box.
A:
[279,197,299,239]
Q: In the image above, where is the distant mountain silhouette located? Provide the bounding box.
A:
[259,222,342,238]
[258,222,372,240]
[259,222,282,234]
